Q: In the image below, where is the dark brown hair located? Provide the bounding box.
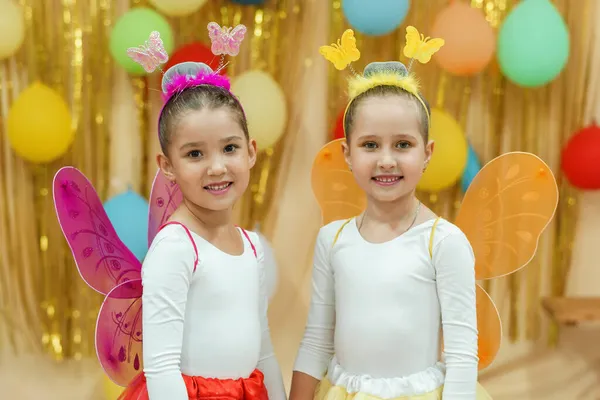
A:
[343,85,430,142]
[158,85,249,156]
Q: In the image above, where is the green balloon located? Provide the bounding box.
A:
[109,7,174,76]
[498,0,569,88]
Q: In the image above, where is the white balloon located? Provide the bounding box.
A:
[231,70,287,151]
[257,232,278,301]
[149,0,208,16]
[0,0,25,59]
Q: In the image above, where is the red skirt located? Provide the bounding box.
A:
[118,369,268,400]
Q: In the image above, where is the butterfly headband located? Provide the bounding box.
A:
[126,22,247,101]
[319,26,444,136]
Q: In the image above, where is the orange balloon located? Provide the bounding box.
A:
[431,1,496,76]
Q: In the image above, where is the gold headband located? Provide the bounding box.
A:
[319,26,444,136]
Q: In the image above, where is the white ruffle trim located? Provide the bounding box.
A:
[326,357,446,398]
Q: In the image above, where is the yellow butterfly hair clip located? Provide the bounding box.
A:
[403,26,445,68]
[319,29,361,72]
[318,26,443,133]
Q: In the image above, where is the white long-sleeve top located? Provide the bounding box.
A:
[141,223,286,400]
[294,218,479,399]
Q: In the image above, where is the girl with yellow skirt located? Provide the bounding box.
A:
[289,26,559,400]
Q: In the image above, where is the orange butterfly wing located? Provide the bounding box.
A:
[456,152,559,280]
[311,139,366,224]
[476,284,502,370]
[456,152,559,369]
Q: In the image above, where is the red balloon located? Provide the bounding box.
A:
[333,108,345,140]
[561,123,600,190]
[165,42,226,74]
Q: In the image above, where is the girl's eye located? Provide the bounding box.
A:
[224,144,239,153]
[363,141,377,149]
[188,150,201,158]
[397,141,411,149]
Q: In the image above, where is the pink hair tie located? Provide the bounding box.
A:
[160,62,231,102]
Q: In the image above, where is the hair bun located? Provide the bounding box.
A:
[161,62,214,93]
[363,61,408,78]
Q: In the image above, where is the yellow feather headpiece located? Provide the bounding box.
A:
[319,26,444,136]
[348,70,420,100]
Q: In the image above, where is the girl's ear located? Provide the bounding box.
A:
[342,140,351,171]
[248,138,257,168]
[424,140,434,170]
[157,153,175,182]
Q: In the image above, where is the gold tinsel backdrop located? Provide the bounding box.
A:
[0,0,599,399]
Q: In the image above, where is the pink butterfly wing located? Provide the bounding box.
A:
[96,278,143,386]
[126,48,157,73]
[224,25,247,56]
[207,22,223,41]
[148,169,183,247]
[147,31,169,64]
[207,22,228,55]
[231,24,247,41]
[53,167,142,295]
[223,40,241,57]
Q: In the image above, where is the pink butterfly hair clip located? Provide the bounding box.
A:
[207,22,247,68]
[126,24,247,101]
[126,31,169,74]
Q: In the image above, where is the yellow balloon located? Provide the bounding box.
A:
[417,108,468,192]
[103,374,125,399]
[149,0,208,16]
[0,0,25,59]
[7,82,74,164]
[231,70,287,151]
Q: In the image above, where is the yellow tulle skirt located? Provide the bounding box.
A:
[315,376,493,400]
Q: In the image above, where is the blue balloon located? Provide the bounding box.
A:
[104,190,149,261]
[461,144,481,193]
[342,0,410,36]
[231,0,265,5]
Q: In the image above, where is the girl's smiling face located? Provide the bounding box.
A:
[160,107,256,211]
[343,95,433,203]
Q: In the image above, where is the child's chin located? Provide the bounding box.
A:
[202,198,238,212]
[201,191,245,211]
[368,188,408,203]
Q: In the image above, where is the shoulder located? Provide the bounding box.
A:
[238,228,263,254]
[241,229,261,247]
[431,218,467,239]
[244,230,265,263]
[317,218,354,245]
[141,224,198,284]
[321,218,353,232]
[429,218,474,258]
[239,230,271,286]
[145,223,197,263]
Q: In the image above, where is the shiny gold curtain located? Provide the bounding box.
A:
[1,0,114,359]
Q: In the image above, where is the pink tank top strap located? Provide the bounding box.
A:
[237,226,257,258]
[158,221,199,272]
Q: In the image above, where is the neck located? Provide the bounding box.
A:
[181,198,235,234]
[363,191,418,226]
